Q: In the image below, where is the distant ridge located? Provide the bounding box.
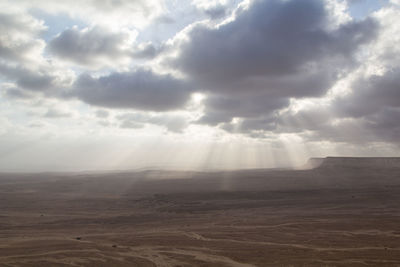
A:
[303,157,400,170]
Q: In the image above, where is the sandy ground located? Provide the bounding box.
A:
[1,158,400,266]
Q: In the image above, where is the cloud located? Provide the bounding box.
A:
[192,0,243,21]
[332,69,400,142]
[117,112,189,132]
[95,109,109,118]
[48,25,164,68]
[0,62,73,95]
[169,0,378,129]
[48,26,164,68]
[174,0,376,87]
[0,12,46,62]
[267,3,400,144]
[73,69,193,111]
[131,42,161,59]
[48,26,137,67]
[272,67,400,144]
[334,69,400,118]
[44,107,72,118]
[154,14,176,24]
[0,0,165,29]
[0,11,74,97]
[3,87,35,100]
[120,120,144,129]
[197,93,288,125]
[203,5,227,19]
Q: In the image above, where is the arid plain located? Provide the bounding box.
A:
[1,157,400,266]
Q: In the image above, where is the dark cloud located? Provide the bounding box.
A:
[17,70,56,91]
[365,108,400,142]
[73,69,193,111]
[334,69,400,118]
[131,42,162,59]
[274,68,400,143]
[331,69,400,142]
[197,93,288,125]
[48,26,163,66]
[48,26,133,66]
[3,88,34,99]
[171,0,378,128]
[277,108,333,133]
[174,0,376,89]
[0,64,59,92]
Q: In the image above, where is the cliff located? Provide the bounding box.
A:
[303,157,400,170]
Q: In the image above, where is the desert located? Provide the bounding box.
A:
[1,157,400,266]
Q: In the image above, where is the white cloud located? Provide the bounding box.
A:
[0,11,46,63]
[0,0,166,29]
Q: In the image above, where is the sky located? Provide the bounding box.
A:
[0,0,399,172]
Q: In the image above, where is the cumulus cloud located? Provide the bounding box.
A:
[271,67,400,144]
[73,69,193,111]
[174,0,376,87]
[262,3,400,145]
[0,62,74,96]
[334,69,400,118]
[131,42,161,59]
[169,0,377,129]
[48,26,137,67]
[0,12,46,62]
[47,25,165,68]
[332,69,400,142]
[0,11,74,97]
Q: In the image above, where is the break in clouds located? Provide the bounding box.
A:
[0,0,400,170]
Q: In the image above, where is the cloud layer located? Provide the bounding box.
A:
[1,0,399,163]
